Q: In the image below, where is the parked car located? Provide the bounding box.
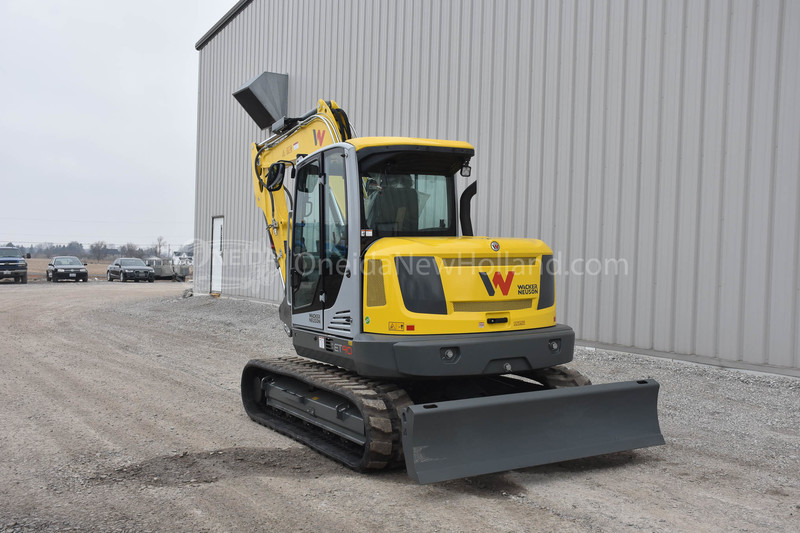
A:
[144,257,175,280]
[47,256,89,282]
[107,258,155,282]
[0,247,29,284]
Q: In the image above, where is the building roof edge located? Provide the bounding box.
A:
[195,0,253,51]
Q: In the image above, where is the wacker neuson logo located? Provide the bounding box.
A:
[479,272,515,296]
[517,283,539,295]
[480,272,538,296]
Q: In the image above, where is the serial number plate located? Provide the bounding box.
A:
[69,273,76,277]
[3,271,10,275]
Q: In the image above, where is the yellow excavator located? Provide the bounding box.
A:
[237,96,663,484]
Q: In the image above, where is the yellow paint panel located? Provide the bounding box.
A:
[362,237,557,335]
[349,137,474,153]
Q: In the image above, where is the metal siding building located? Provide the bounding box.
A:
[194,0,800,376]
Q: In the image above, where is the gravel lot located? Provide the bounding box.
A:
[1,282,798,532]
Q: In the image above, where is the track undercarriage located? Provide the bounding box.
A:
[242,356,665,484]
[241,357,564,471]
[241,357,411,471]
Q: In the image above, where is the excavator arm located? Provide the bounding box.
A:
[251,99,352,284]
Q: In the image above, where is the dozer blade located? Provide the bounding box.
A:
[401,379,664,484]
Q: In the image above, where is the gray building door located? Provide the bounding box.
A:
[211,216,223,293]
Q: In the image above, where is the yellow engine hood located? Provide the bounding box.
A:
[362,237,557,335]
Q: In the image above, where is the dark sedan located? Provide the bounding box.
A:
[47,256,89,282]
[107,258,155,282]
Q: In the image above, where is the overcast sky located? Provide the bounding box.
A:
[0,0,235,250]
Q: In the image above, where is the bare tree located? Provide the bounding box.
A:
[64,241,85,257]
[120,243,143,258]
[155,236,166,257]
[90,241,108,262]
[33,243,54,258]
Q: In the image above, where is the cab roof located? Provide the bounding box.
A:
[348,137,474,154]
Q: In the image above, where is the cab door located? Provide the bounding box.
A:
[290,148,350,331]
[291,156,324,329]
[211,216,224,293]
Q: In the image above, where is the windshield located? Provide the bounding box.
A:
[0,248,22,258]
[359,150,461,239]
[54,257,82,266]
[362,173,453,236]
[120,258,146,267]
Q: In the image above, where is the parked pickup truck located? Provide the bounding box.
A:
[0,247,29,284]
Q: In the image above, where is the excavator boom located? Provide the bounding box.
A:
[250,99,351,284]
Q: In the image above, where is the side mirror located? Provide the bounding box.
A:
[83,262,88,266]
[266,163,285,191]
[26,253,31,259]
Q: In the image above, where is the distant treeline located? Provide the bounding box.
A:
[4,239,193,262]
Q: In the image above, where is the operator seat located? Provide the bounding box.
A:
[367,174,419,235]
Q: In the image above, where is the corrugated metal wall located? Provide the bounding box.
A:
[195,0,800,375]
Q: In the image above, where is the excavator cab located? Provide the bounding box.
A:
[285,138,481,350]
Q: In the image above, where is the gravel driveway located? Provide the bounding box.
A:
[1,283,797,532]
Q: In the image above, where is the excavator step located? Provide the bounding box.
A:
[401,379,664,484]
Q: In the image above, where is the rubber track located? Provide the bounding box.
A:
[242,356,412,471]
[524,364,592,388]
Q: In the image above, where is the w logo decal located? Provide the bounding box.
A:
[479,271,515,296]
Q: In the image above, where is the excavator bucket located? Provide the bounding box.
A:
[401,379,664,484]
